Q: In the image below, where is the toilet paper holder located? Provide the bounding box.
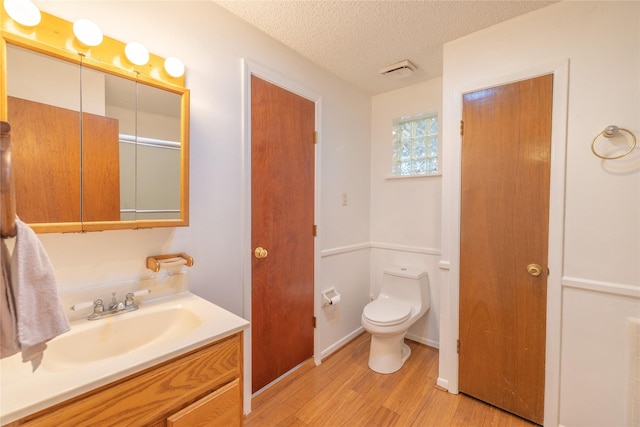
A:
[322,287,342,307]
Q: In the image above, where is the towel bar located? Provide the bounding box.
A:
[146,252,194,272]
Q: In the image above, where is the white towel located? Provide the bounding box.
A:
[9,219,70,370]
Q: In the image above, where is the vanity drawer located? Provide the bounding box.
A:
[167,378,241,427]
[18,333,242,426]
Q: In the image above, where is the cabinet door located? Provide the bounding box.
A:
[167,378,241,427]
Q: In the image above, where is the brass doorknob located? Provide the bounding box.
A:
[254,247,268,259]
[527,263,542,277]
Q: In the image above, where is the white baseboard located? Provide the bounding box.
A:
[406,333,439,349]
[437,377,449,391]
[319,326,365,360]
[251,358,308,398]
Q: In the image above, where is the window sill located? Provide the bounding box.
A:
[385,173,442,180]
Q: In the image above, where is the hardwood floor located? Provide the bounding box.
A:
[244,333,538,427]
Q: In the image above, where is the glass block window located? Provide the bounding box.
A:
[391,112,439,176]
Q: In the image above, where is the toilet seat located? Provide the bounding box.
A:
[363,299,411,326]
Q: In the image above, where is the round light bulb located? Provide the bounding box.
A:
[4,0,41,27]
[125,42,149,66]
[164,57,185,78]
[73,19,103,47]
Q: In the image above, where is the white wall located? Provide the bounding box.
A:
[6,45,81,111]
[370,79,443,347]
[29,0,372,406]
[439,2,640,426]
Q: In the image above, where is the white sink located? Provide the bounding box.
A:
[0,291,249,425]
[43,306,202,369]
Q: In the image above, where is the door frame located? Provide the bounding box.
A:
[240,59,322,413]
[439,60,569,427]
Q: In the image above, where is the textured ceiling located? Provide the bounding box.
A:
[214,0,557,95]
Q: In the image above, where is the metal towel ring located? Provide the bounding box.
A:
[591,125,637,160]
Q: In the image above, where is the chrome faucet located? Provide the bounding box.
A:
[88,292,140,320]
[108,292,121,311]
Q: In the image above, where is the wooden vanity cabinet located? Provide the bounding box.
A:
[10,332,243,427]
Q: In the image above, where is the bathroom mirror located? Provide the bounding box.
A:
[85,69,182,222]
[1,11,189,233]
[5,45,84,229]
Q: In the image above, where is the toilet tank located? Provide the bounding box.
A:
[379,266,429,306]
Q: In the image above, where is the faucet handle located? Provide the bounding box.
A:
[108,292,119,311]
[71,300,93,311]
[94,299,104,313]
[125,292,135,307]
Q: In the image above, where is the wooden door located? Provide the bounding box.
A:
[8,96,82,224]
[251,75,315,393]
[8,97,120,225]
[459,75,553,424]
[82,111,121,222]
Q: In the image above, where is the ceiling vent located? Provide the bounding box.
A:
[379,60,416,80]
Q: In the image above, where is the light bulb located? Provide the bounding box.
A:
[164,57,185,78]
[73,19,103,47]
[3,0,41,27]
[125,42,149,66]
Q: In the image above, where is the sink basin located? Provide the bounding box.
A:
[42,306,202,369]
[0,291,249,425]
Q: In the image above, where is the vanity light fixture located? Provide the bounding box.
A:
[125,42,150,66]
[3,0,41,27]
[73,18,103,47]
[164,57,185,78]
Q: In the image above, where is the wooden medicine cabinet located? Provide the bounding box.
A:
[1,10,190,233]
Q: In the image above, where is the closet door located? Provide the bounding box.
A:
[459,74,553,424]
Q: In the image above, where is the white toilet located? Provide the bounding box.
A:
[361,266,430,374]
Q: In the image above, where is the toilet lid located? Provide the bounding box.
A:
[363,299,411,326]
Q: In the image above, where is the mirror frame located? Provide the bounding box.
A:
[1,10,190,233]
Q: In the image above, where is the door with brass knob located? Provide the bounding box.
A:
[251,76,315,394]
[459,75,552,424]
[254,247,268,259]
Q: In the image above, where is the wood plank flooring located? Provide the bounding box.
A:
[244,333,538,427]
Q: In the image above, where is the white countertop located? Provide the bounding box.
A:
[0,292,249,424]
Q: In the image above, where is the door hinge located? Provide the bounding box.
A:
[460,120,464,136]
[314,131,318,144]
[313,316,317,328]
[313,224,317,236]
[457,339,460,354]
